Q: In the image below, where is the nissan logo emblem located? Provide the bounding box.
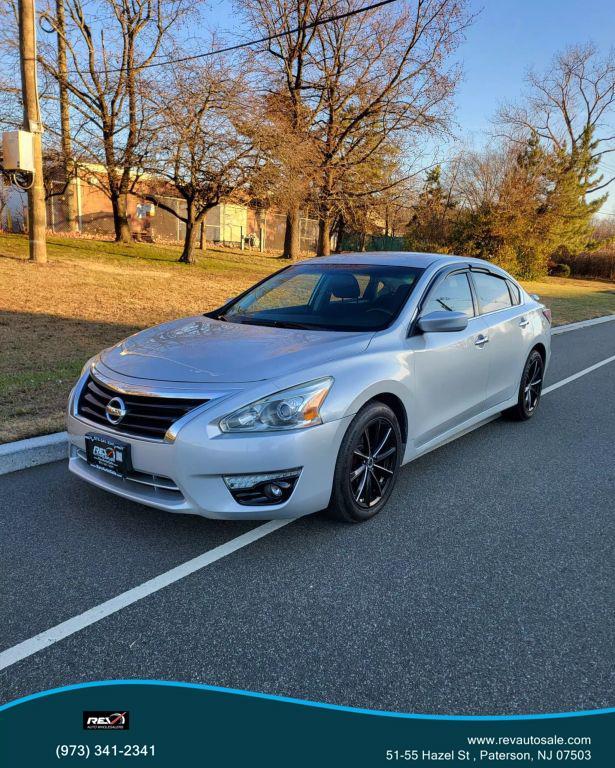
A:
[105,396,127,425]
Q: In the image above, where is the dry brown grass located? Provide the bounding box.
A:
[0,234,282,442]
[2,232,614,443]
[522,276,615,325]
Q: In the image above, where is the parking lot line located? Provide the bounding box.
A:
[542,354,615,395]
[0,519,292,673]
[1,352,614,676]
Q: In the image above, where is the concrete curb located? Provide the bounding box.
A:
[0,431,68,476]
[0,312,614,476]
[552,313,615,335]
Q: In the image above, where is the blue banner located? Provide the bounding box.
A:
[0,681,613,766]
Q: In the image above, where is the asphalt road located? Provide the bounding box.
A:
[1,321,614,714]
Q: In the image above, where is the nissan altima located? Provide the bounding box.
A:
[67,252,551,522]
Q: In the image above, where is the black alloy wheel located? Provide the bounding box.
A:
[327,402,402,522]
[505,348,545,421]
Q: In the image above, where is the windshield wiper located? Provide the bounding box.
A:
[229,317,320,330]
[436,298,453,312]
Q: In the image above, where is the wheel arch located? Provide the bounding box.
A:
[361,392,408,445]
[531,342,547,364]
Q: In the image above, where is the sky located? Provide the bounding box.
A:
[452,0,615,215]
[452,0,614,142]
[199,0,615,213]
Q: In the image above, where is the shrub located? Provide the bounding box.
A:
[561,249,615,280]
[491,244,520,276]
[549,262,571,277]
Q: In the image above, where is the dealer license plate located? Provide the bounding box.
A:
[85,433,132,478]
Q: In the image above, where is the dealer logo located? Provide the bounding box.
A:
[83,711,130,730]
[93,445,116,460]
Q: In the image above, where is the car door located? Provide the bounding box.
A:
[469,271,530,408]
[407,270,491,448]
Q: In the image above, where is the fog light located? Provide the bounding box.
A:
[224,469,301,506]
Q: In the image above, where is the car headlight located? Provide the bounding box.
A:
[219,377,333,433]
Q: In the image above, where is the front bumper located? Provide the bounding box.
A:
[67,407,353,520]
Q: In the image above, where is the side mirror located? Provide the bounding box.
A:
[417,310,468,333]
[530,293,540,301]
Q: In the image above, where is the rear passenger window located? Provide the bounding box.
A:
[423,273,474,317]
[507,280,521,305]
[472,273,512,313]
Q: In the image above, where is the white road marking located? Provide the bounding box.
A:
[542,355,615,395]
[1,352,615,673]
[552,314,615,335]
[0,519,293,672]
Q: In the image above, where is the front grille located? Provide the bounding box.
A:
[77,375,208,440]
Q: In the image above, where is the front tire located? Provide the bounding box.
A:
[505,349,544,421]
[327,402,402,523]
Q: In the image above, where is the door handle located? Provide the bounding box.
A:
[519,318,530,328]
[474,334,489,347]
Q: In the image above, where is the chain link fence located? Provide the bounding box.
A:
[340,232,407,252]
[264,212,321,253]
[44,182,322,254]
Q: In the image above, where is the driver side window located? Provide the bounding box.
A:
[423,273,475,318]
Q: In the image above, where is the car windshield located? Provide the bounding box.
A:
[211,263,425,332]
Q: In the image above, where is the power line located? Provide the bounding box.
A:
[67,0,401,75]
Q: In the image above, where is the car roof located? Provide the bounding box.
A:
[309,251,489,270]
[311,251,466,269]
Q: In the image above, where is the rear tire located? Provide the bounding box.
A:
[326,402,402,523]
[504,349,544,421]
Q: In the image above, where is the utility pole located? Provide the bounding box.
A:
[18,0,47,263]
[56,0,77,232]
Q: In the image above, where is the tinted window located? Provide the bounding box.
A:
[215,264,424,332]
[507,280,521,305]
[329,273,371,302]
[423,273,474,317]
[251,272,320,310]
[472,273,512,313]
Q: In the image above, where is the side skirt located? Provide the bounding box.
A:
[401,397,517,466]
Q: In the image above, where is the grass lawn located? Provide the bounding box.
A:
[2,232,614,443]
[522,276,615,325]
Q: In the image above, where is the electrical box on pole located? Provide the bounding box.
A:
[2,130,35,173]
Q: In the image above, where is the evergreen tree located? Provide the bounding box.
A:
[406,166,454,253]
[492,133,553,277]
[545,127,606,260]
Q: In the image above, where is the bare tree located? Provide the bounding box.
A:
[449,145,512,212]
[0,182,10,229]
[310,0,470,256]
[332,142,416,249]
[53,0,77,230]
[247,90,320,257]
[498,43,615,192]
[40,0,189,242]
[238,0,328,258]
[0,1,23,130]
[142,60,259,264]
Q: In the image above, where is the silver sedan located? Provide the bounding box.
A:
[67,252,551,522]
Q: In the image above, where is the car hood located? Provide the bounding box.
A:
[99,316,373,384]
